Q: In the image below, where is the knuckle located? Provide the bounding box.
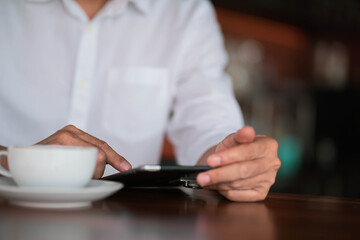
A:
[238,165,249,178]
[230,181,241,189]
[273,157,281,170]
[258,193,267,201]
[63,124,77,131]
[223,190,236,201]
[266,177,276,187]
[254,191,268,201]
[99,140,109,149]
[263,137,278,153]
[268,137,279,149]
[271,175,277,185]
[260,191,268,200]
[97,151,107,164]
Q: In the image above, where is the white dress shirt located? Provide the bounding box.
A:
[0,0,243,176]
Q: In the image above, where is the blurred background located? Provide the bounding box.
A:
[163,0,360,198]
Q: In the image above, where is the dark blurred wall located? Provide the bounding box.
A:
[210,0,360,198]
[211,0,360,35]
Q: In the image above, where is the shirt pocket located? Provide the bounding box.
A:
[102,67,170,142]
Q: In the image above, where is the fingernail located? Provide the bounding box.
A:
[120,161,131,171]
[208,156,221,167]
[197,174,210,186]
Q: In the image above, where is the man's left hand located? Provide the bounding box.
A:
[197,126,281,202]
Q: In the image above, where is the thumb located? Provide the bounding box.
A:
[215,126,256,153]
[234,126,256,144]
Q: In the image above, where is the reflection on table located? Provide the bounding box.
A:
[1,187,359,240]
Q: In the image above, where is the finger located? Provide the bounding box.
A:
[208,135,276,168]
[60,125,132,172]
[43,130,95,147]
[43,133,109,178]
[219,188,268,202]
[197,158,272,187]
[93,149,107,179]
[36,125,88,145]
[95,141,132,172]
[208,141,263,168]
[205,170,277,191]
[234,126,256,144]
[215,126,256,153]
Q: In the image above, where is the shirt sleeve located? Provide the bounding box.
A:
[167,0,244,165]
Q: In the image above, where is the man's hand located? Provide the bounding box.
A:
[37,125,132,178]
[196,126,281,202]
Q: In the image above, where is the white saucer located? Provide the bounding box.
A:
[0,177,123,209]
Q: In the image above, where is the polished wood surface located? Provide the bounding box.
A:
[1,187,359,240]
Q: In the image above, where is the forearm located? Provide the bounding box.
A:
[197,144,217,166]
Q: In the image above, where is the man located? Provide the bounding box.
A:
[0,0,280,202]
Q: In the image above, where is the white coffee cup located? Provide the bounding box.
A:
[0,145,98,188]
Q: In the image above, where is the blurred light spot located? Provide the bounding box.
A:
[237,40,264,64]
[277,135,302,178]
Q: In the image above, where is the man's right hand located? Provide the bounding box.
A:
[37,125,132,178]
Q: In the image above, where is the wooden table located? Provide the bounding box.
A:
[0,187,359,240]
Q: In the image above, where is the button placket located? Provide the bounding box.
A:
[67,21,99,130]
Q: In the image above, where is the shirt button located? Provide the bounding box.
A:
[79,79,88,87]
[85,25,93,34]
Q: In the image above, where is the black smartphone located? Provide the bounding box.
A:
[101,165,212,188]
